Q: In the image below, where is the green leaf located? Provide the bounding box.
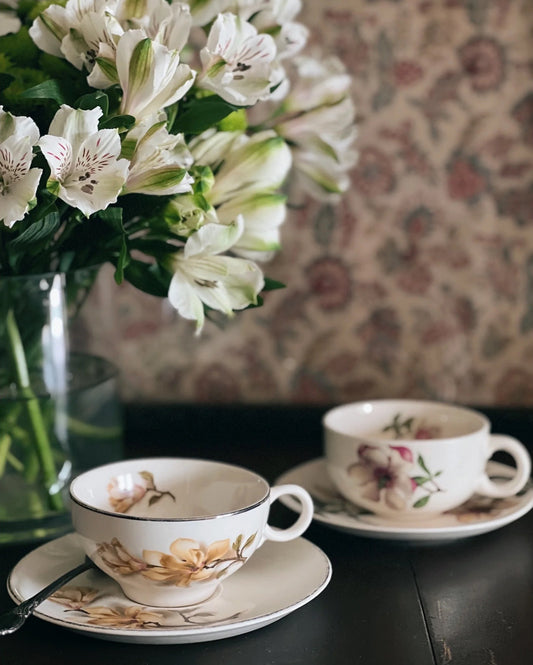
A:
[76,91,109,116]
[100,114,136,131]
[413,496,430,509]
[172,96,240,135]
[0,73,14,91]
[10,211,60,249]
[263,277,285,291]
[95,207,129,283]
[122,260,171,298]
[114,238,129,284]
[417,454,431,476]
[19,79,69,105]
[128,237,174,259]
[98,206,124,232]
[411,476,429,487]
[243,533,256,550]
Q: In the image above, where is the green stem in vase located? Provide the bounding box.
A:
[0,433,11,476]
[5,308,64,511]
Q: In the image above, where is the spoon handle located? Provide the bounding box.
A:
[11,557,93,622]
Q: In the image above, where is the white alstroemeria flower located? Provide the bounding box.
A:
[270,53,357,201]
[0,0,21,36]
[29,0,119,58]
[278,95,357,201]
[61,10,124,73]
[38,105,129,217]
[191,129,291,259]
[165,191,219,237]
[188,129,242,169]
[215,192,287,261]
[0,108,42,228]
[168,218,265,333]
[284,54,353,112]
[91,30,195,120]
[247,0,308,59]
[185,0,230,27]
[123,116,194,195]
[116,0,192,52]
[199,13,277,106]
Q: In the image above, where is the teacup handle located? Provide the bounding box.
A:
[475,435,531,498]
[262,484,314,543]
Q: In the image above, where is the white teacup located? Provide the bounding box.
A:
[70,457,313,607]
[324,399,531,520]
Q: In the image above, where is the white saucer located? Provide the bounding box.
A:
[276,459,533,543]
[7,533,331,644]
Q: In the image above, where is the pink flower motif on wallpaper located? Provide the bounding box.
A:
[307,257,352,310]
[512,93,533,146]
[459,36,505,93]
[495,187,533,227]
[447,155,488,202]
[392,61,424,87]
[352,147,395,196]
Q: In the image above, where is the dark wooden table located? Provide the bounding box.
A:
[2,404,533,665]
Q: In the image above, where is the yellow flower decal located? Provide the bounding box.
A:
[97,537,148,575]
[142,538,233,586]
[96,533,256,588]
[49,586,100,610]
[83,606,163,628]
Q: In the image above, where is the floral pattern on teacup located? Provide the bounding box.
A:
[311,483,522,524]
[382,413,442,440]
[96,533,256,588]
[107,471,175,513]
[347,444,443,510]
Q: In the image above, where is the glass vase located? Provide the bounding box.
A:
[0,269,123,545]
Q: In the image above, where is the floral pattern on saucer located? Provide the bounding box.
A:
[313,469,528,524]
[276,459,533,542]
[8,533,332,644]
[49,584,242,630]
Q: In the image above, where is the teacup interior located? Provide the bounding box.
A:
[70,458,269,519]
[325,400,487,441]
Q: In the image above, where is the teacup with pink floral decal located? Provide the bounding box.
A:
[324,400,531,520]
[70,458,313,607]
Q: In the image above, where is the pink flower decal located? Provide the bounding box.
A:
[107,471,175,514]
[346,440,443,510]
[348,445,416,510]
[107,476,148,513]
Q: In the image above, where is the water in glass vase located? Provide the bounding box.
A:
[0,354,123,545]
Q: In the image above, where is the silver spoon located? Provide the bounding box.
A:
[0,556,95,636]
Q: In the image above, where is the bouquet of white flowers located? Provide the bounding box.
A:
[0,0,357,331]
[0,0,357,537]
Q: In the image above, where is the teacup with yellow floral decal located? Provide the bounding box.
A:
[324,399,531,520]
[70,458,313,607]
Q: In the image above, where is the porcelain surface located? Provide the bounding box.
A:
[324,400,531,518]
[277,459,533,543]
[70,458,314,606]
[7,533,331,644]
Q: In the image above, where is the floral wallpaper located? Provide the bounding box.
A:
[81,0,533,407]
